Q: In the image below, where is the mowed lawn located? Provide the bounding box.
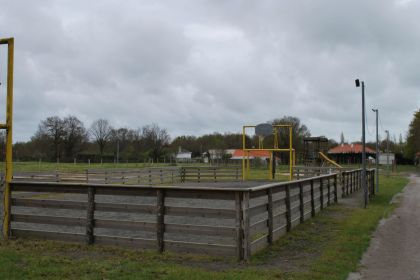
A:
[0,173,410,279]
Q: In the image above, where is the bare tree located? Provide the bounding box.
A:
[89,119,112,162]
[35,116,66,161]
[63,116,87,160]
[142,124,170,162]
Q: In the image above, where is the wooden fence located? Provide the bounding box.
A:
[6,169,375,260]
[341,169,375,197]
[292,166,351,179]
[12,166,242,185]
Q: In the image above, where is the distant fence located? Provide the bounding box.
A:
[292,166,349,179]
[12,166,242,185]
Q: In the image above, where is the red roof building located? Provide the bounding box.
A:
[328,143,375,154]
[231,150,271,159]
[328,144,375,164]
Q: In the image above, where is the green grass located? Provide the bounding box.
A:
[0,175,409,279]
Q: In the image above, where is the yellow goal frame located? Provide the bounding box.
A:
[242,124,294,181]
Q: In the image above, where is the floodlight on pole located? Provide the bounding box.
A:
[372,109,379,194]
[355,78,368,208]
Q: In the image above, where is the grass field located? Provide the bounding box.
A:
[0,173,410,279]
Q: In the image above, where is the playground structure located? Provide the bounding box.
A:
[0,37,14,239]
[303,137,342,168]
[242,123,294,181]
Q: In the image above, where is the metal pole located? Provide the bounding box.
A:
[361,82,367,208]
[386,130,390,176]
[372,109,379,193]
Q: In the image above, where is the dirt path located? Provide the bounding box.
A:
[348,173,420,280]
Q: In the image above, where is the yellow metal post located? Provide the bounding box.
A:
[1,38,14,239]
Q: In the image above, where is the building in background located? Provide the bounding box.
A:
[328,143,375,164]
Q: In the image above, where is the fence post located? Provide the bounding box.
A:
[327,177,331,206]
[341,172,345,198]
[148,169,152,185]
[198,167,201,183]
[310,180,315,217]
[299,182,304,223]
[235,192,244,260]
[267,188,273,244]
[242,191,251,260]
[334,174,338,203]
[156,189,165,253]
[285,184,292,232]
[320,178,324,210]
[86,186,96,245]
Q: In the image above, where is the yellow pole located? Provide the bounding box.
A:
[289,126,293,181]
[2,38,14,238]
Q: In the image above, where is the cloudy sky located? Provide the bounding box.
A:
[0,0,419,143]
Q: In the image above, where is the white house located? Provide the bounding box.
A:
[176,146,192,162]
[379,152,395,165]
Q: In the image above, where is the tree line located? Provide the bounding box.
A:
[0,111,418,164]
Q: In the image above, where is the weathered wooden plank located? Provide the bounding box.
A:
[11,183,86,194]
[94,235,156,249]
[250,234,269,254]
[164,240,236,256]
[165,189,235,200]
[250,218,268,236]
[94,219,156,232]
[95,202,155,214]
[165,206,236,219]
[11,229,85,243]
[249,203,267,217]
[11,214,85,226]
[165,224,236,237]
[12,198,87,210]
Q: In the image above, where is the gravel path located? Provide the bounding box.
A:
[348,173,420,280]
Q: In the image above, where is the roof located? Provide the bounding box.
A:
[232,150,271,158]
[328,143,375,154]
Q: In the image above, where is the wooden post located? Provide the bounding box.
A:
[86,169,89,183]
[327,177,331,206]
[299,182,304,223]
[334,174,338,203]
[198,167,201,183]
[285,184,291,232]
[242,191,251,260]
[148,169,152,185]
[341,172,345,198]
[267,188,273,244]
[320,178,324,210]
[86,186,96,245]
[310,180,315,217]
[156,189,165,253]
[235,192,244,260]
[122,171,125,184]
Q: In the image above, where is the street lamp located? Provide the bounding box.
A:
[355,79,368,208]
[372,109,379,194]
[385,130,390,176]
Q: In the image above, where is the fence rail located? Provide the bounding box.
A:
[6,168,375,260]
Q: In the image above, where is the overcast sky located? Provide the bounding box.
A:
[0,0,419,144]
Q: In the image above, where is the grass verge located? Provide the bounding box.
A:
[0,175,409,279]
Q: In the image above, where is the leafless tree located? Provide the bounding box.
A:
[89,119,112,162]
[142,123,170,161]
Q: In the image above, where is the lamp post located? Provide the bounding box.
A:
[385,130,390,176]
[355,79,368,208]
[372,109,379,194]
